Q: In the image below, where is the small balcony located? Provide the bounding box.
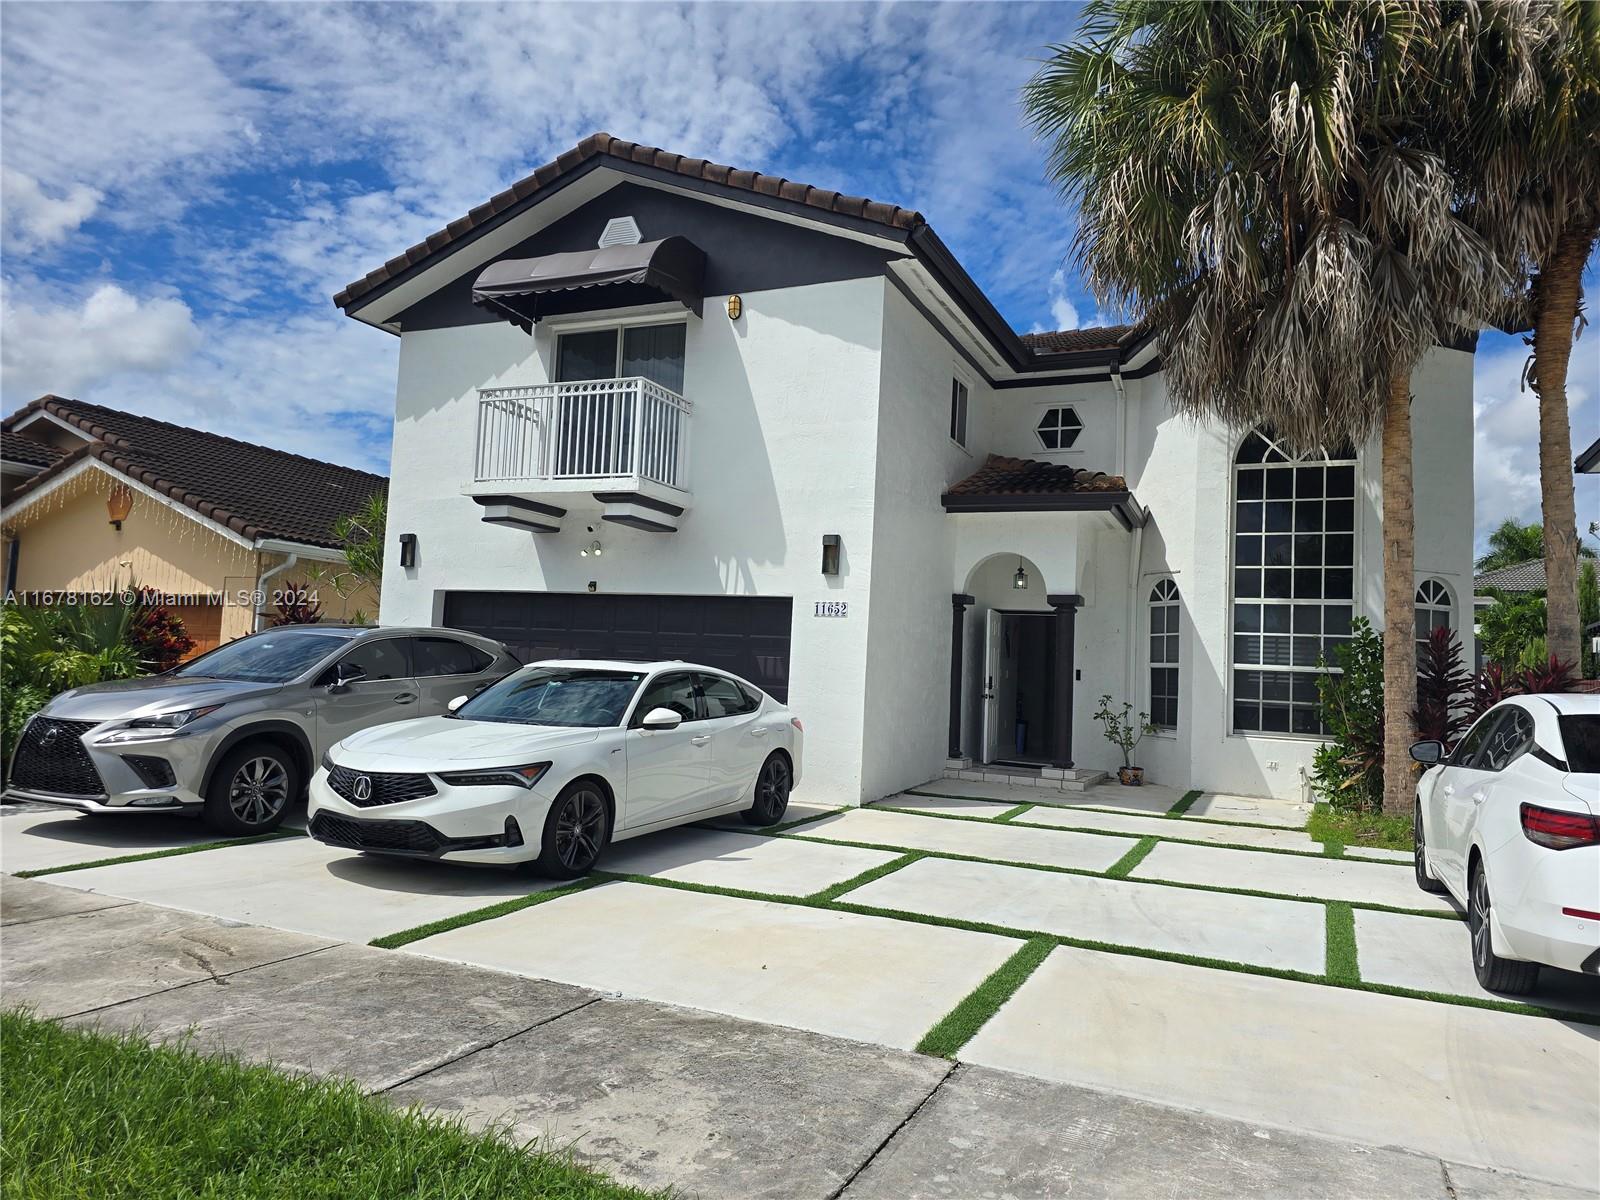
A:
[467,377,692,533]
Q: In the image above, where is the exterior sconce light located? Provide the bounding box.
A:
[580,540,603,558]
[821,534,841,576]
[398,533,417,569]
[106,483,133,531]
[1013,560,1029,590]
[727,294,742,320]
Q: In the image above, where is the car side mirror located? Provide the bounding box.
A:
[640,707,683,731]
[447,695,469,713]
[1409,740,1444,765]
[327,661,367,692]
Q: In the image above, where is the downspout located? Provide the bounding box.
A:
[1125,518,1144,707]
[1111,367,1127,480]
[4,534,19,595]
[254,550,297,632]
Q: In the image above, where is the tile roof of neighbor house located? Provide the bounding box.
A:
[0,433,65,468]
[0,396,386,549]
[1018,327,1135,354]
[1576,436,1600,474]
[946,454,1128,498]
[1473,559,1546,594]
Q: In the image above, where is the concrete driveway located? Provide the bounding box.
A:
[5,781,1599,1196]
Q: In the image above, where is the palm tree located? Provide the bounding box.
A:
[1451,3,1599,665]
[1024,0,1528,815]
[1475,516,1594,573]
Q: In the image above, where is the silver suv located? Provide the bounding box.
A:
[4,625,517,835]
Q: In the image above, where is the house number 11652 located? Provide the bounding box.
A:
[813,601,848,618]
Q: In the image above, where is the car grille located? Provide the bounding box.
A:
[7,718,105,797]
[327,765,436,808]
[310,812,447,855]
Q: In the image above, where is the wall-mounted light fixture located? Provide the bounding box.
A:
[106,483,133,531]
[727,294,743,320]
[1012,560,1029,590]
[580,540,603,558]
[821,534,841,576]
[398,533,417,569]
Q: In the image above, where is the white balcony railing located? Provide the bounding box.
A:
[473,377,692,491]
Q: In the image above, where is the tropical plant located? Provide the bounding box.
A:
[1474,517,1595,572]
[1412,626,1471,749]
[1311,618,1384,811]
[1516,653,1579,695]
[1580,558,1599,678]
[1,603,145,762]
[129,600,195,673]
[1091,694,1157,770]
[1469,662,1519,722]
[1476,591,1548,667]
[330,491,386,601]
[269,583,324,627]
[1023,1,1525,815]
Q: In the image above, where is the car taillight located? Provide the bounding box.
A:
[1520,803,1600,850]
[791,717,804,733]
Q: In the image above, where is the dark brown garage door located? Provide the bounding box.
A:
[442,592,794,701]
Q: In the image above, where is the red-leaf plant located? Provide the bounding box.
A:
[1412,626,1471,749]
[1516,655,1578,695]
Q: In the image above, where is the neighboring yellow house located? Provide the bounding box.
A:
[2,396,384,653]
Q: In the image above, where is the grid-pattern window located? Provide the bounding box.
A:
[949,379,969,447]
[1415,579,1453,649]
[1149,578,1180,730]
[1036,406,1083,450]
[1232,429,1357,735]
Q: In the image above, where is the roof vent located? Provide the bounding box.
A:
[598,216,641,248]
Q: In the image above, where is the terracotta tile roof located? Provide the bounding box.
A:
[0,432,64,469]
[946,454,1128,498]
[1,396,386,549]
[1019,327,1134,355]
[334,132,926,311]
[1473,559,1547,594]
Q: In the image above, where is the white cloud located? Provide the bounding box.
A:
[1,283,202,397]
[0,169,102,251]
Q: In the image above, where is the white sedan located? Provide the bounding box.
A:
[308,660,802,877]
[1411,693,1599,994]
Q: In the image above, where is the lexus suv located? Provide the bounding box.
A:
[4,625,516,835]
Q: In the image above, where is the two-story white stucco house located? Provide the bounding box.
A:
[337,133,1475,807]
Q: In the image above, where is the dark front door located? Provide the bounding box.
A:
[441,591,793,701]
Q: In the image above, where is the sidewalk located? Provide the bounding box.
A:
[4,874,1589,1200]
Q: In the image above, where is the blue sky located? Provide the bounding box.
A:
[2,1,1594,553]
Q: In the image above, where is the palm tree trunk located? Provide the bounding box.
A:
[1381,363,1417,818]
[1530,217,1597,669]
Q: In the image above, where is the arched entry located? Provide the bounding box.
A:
[952,554,1082,768]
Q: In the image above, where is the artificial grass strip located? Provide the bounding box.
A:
[14,827,304,878]
[1322,840,1347,859]
[1166,789,1203,816]
[915,937,1055,1057]
[807,852,924,903]
[905,788,1307,834]
[369,877,603,948]
[0,1009,661,1200]
[994,804,1034,822]
[1105,836,1159,879]
[1325,903,1360,984]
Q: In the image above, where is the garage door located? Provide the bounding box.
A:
[442,592,793,701]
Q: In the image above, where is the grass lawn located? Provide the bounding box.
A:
[1308,803,1414,852]
[1,1009,664,1200]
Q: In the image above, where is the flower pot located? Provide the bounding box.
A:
[1117,766,1145,786]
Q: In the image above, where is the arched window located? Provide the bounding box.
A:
[1231,429,1357,735]
[1149,578,1180,730]
[1415,579,1453,648]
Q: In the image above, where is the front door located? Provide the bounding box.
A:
[981,610,1004,763]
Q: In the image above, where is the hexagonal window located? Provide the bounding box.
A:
[1036,407,1082,450]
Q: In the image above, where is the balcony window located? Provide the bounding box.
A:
[557,322,685,394]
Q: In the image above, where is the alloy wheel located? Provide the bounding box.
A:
[756,757,791,821]
[229,756,289,826]
[554,789,605,871]
[1470,868,1492,973]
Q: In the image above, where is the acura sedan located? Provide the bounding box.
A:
[1411,694,1600,994]
[307,660,802,876]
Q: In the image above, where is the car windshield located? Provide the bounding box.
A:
[172,630,358,683]
[457,667,644,727]
[1559,716,1600,774]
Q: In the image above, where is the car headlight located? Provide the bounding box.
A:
[436,762,550,789]
[320,750,335,773]
[96,705,222,743]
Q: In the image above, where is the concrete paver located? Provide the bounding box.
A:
[408,880,1020,1050]
[1021,802,1322,851]
[914,777,1179,814]
[847,856,1326,973]
[876,793,1018,819]
[46,834,549,942]
[389,997,951,1200]
[1355,909,1600,1015]
[1445,1162,1600,1199]
[0,900,331,1017]
[1183,791,1309,828]
[68,942,597,1091]
[963,945,1600,1190]
[1345,845,1413,862]
[1,873,130,925]
[800,806,1134,873]
[841,1063,1455,1199]
[599,826,899,895]
[1133,839,1457,911]
[0,808,220,874]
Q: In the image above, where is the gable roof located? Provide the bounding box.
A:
[0,433,65,469]
[1,396,386,550]
[1473,559,1546,594]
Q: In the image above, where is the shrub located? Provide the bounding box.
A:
[129,600,195,673]
[1469,662,1519,721]
[269,583,323,626]
[1412,626,1470,748]
[1312,618,1384,811]
[1516,654,1578,695]
[1,603,144,762]
[1476,592,1547,668]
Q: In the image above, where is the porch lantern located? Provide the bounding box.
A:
[106,483,133,531]
[727,294,743,321]
[1013,560,1029,590]
[398,533,417,568]
[821,534,841,576]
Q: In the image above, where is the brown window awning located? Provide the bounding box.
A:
[471,236,705,332]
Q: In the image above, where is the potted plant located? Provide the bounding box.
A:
[1093,694,1158,785]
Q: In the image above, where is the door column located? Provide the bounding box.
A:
[1048,594,1083,769]
[948,594,974,758]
